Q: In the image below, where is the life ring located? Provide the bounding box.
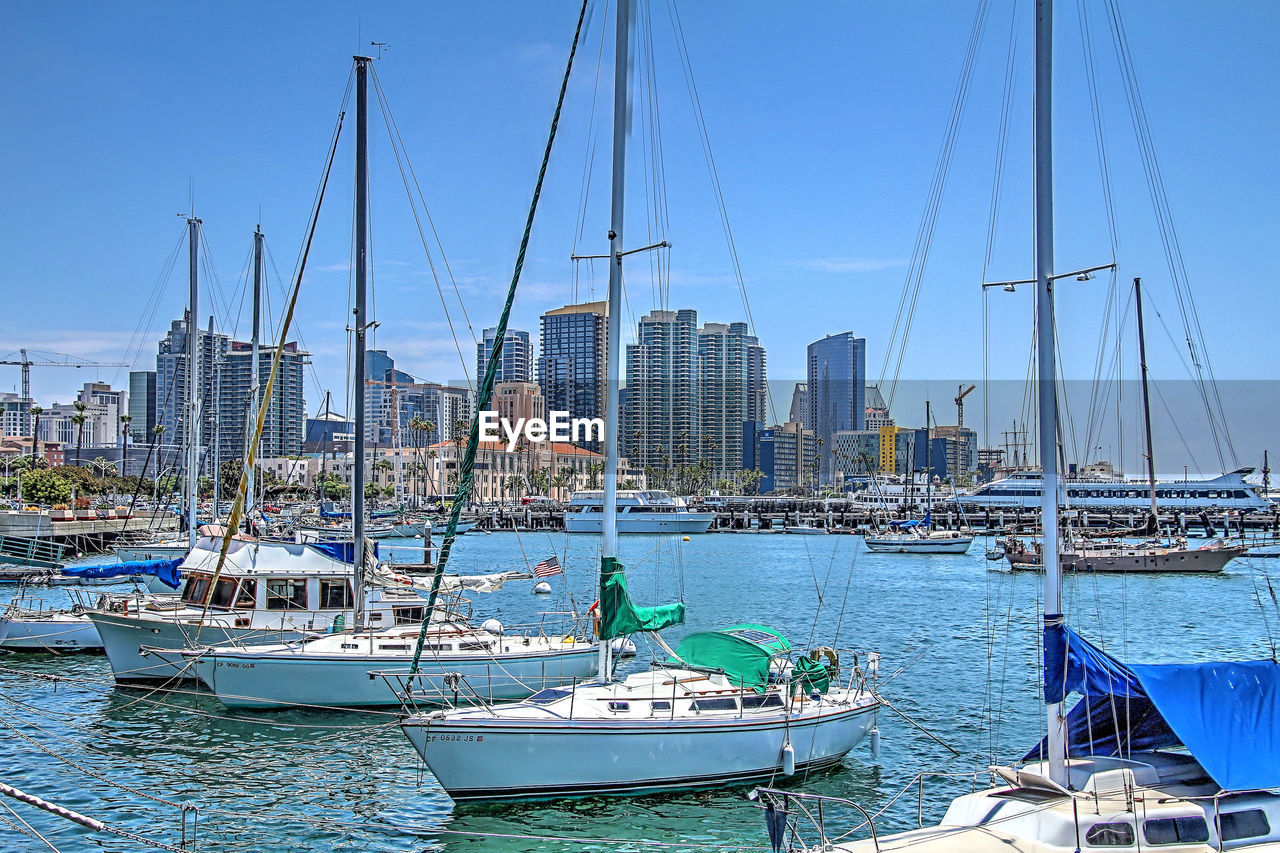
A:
[808,646,839,676]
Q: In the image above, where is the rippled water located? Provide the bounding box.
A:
[1,532,1276,851]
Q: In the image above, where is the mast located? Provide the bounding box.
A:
[320,391,331,502]
[209,314,220,524]
[599,0,632,685]
[1034,0,1067,785]
[185,216,201,550]
[924,400,932,518]
[248,227,263,519]
[1134,277,1159,525]
[352,55,371,628]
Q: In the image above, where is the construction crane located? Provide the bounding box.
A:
[955,383,976,430]
[0,348,129,407]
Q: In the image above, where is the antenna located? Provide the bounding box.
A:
[371,41,390,59]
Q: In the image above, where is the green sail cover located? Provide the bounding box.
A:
[598,557,685,640]
[793,655,832,694]
[669,624,792,692]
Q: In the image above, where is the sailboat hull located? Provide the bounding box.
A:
[1007,545,1244,573]
[0,614,102,652]
[864,536,974,554]
[403,701,877,802]
[181,643,599,709]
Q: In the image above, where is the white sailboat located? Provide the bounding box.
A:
[160,56,598,709]
[399,0,880,802]
[864,403,974,554]
[754,2,1280,847]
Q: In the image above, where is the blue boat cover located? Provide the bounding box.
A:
[307,541,379,563]
[61,558,183,589]
[1028,622,1280,791]
[888,512,931,529]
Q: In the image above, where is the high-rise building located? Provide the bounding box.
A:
[127,371,156,443]
[539,301,608,447]
[742,421,776,493]
[624,310,767,481]
[789,382,808,427]
[806,332,866,484]
[865,383,893,430]
[218,341,309,460]
[476,327,532,384]
[624,309,699,471]
[156,313,229,475]
[830,429,881,485]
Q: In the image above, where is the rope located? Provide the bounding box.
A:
[411,0,589,674]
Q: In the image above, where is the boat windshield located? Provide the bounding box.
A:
[180,572,238,609]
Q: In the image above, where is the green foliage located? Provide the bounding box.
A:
[21,469,72,505]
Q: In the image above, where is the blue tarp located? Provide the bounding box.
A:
[1030,622,1280,791]
[307,541,379,564]
[889,512,931,529]
[60,558,183,589]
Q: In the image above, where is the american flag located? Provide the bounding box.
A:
[533,555,562,578]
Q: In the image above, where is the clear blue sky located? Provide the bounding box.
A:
[3,1,1277,437]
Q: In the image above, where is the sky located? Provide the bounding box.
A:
[2,1,1277,474]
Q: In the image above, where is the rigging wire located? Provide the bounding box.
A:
[881,0,992,411]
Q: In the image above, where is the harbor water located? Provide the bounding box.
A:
[1,532,1275,851]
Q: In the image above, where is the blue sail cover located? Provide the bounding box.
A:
[1029,623,1280,791]
[60,558,184,589]
[307,541,379,564]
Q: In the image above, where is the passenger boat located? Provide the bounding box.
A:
[564,490,714,534]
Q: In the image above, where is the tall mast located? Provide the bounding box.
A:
[209,314,220,523]
[248,227,263,518]
[1034,0,1067,785]
[924,400,932,516]
[320,390,331,502]
[1134,278,1159,524]
[599,0,632,685]
[186,216,201,550]
[352,55,371,628]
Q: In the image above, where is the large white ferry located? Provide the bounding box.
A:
[963,468,1270,512]
[563,490,715,534]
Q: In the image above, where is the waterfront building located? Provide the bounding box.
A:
[742,421,776,494]
[489,381,545,426]
[127,371,156,443]
[304,412,352,455]
[771,421,817,493]
[806,332,866,484]
[37,382,128,461]
[538,301,608,448]
[0,393,35,439]
[476,327,532,384]
[930,424,978,482]
[831,429,882,486]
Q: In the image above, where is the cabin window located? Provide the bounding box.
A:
[393,605,426,626]
[607,701,630,712]
[743,693,785,709]
[319,579,354,610]
[234,580,257,609]
[459,641,492,652]
[181,573,212,606]
[691,697,738,711]
[528,688,571,704]
[208,578,238,609]
[265,578,309,611]
[419,643,453,653]
[651,700,672,711]
[1143,817,1209,845]
[1219,809,1270,842]
[1085,822,1135,846]
[377,644,410,651]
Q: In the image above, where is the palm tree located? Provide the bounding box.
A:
[72,403,88,467]
[119,414,132,476]
[550,468,574,501]
[505,475,525,501]
[28,405,43,459]
[587,461,605,490]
